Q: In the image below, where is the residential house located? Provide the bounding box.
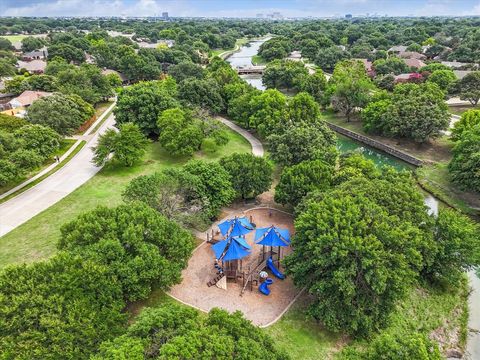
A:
[388,45,408,54]
[453,70,473,80]
[404,58,427,69]
[101,68,128,84]
[16,59,47,74]
[287,51,302,61]
[394,73,423,83]
[8,90,52,109]
[398,51,426,60]
[354,58,375,77]
[21,47,48,61]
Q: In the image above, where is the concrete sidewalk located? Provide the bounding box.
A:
[217,116,264,157]
[0,101,116,201]
[0,111,116,237]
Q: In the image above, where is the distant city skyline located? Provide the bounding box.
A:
[1,0,480,18]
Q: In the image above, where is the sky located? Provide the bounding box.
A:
[1,0,480,18]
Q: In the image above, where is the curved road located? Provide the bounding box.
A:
[0,112,115,237]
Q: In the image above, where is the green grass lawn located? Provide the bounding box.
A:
[252,54,267,65]
[449,105,478,116]
[0,35,27,42]
[0,130,251,269]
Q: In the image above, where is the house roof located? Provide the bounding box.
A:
[440,61,471,69]
[9,90,51,107]
[388,45,408,53]
[453,70,473,80]
[101,68,128,82]
[398,51,426,60]
[16,59,47,72]
[23,47,48,58]
[354,58,373,71]
[404,58,427,69]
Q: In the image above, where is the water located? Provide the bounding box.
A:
[227,38,269,90]
[227,39,267,68]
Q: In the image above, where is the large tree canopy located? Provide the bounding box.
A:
[0,253,125,359]
[26,93,94,135]
[220,153,273,199]
[58,203,194,302]
[114,79,179,136]
[94,304,289,360]
[362,83,450,143]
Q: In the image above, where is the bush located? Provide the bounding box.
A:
[0,113,28,132]
[58,203,195,302]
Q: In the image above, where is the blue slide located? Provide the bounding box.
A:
[267,257,285,280]
[259,278,273,295]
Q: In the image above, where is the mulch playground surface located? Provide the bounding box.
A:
[169,207,300,326]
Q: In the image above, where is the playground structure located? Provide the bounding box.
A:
[169,207,299,326]
[206,213,291,297]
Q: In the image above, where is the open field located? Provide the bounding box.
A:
[0,130,251,269]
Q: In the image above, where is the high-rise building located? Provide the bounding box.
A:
[345,14,353,19]
[162,12,169,20]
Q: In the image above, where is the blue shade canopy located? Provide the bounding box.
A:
[218,217,253,237]
[211,236,251,261]
[255,226,290,247]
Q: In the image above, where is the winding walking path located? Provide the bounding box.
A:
[217,116,264,156]
[0,110,116,237]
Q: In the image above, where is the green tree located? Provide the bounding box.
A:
[424,208,480,286]
[157,107,204,156]
[122,170,203,224]
[220,153,273,199]
[248,89,288,137]
[315,46,350,72]
[15,124,61,158]
[363,83,450,142]
[340,332,441,360]
[59,203,194,302]
[0,253,126,359]
[115,80,179,136]
[300,71,328,105]
[0,37,13,50]
[178,78,224,113]
[183,159,236,218]
[285,190,426,336]
[329,60,375,120]
[168,61,205,82]
[373,57,410,75]
[0,113,27,132]
[21,36,45,52]
[426,69,456,92]
[93,122,148,167]
[287,91,322,125]
[449,125,480,192]
[458,71,480,106]
[26,93,94,135]
[94,304,289,360]
[0,58,16,76]
[48,43,85,63]
[275,160,334,207]
[0,159,18,186]
[451,109,480,141]
[267,122,338,167]
[263,59,308,91]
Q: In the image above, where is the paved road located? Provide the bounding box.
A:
[217,116,264,157]
[467,271,480,359]
[0,112,115,237]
